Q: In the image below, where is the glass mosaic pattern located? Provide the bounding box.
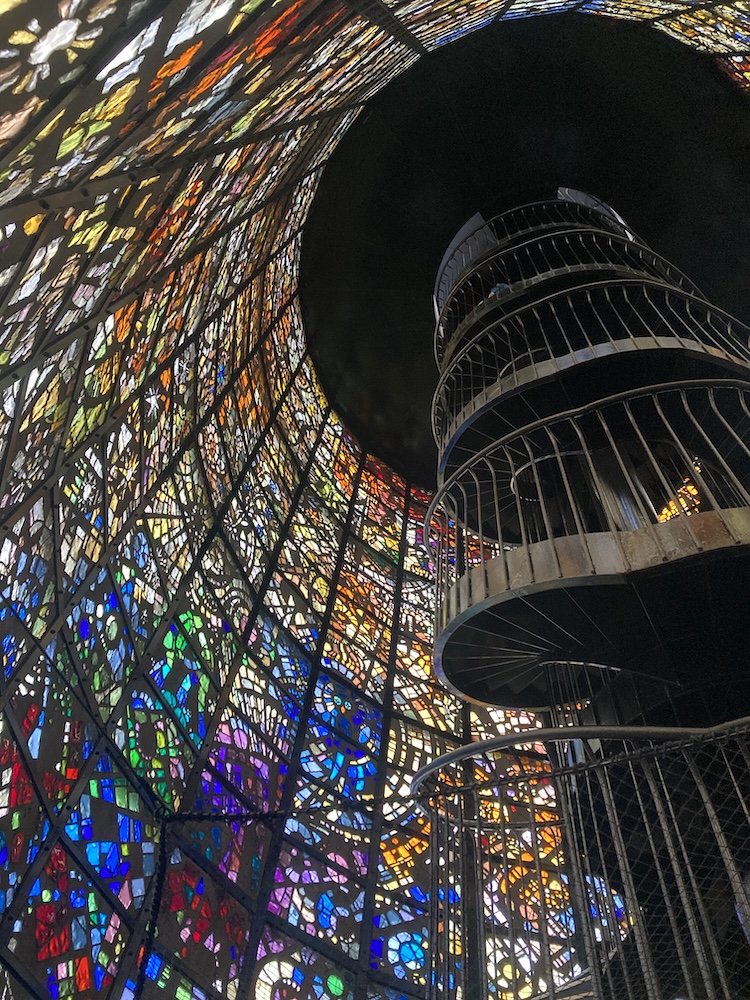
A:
[0,0,748,996]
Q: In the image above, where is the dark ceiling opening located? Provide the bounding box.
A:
[301,12,750,490]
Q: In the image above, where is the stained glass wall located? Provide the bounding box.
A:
[0,1,749,997]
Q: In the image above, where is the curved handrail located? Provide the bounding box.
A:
[427,374,750,523]
[433,277,750,415]
[434,227,704,365]
[437,264,683,371]
[434,200,633,309]
[410,715,750,795]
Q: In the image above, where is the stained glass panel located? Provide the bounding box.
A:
[1,0,749,995]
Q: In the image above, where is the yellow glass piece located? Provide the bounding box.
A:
[70,219,108,253]
[657,479,701,521]
[90,156,120,178]
[11,70,32,94]
[35,107,64,139]
[23,214,44,235]
[8,29,37,45]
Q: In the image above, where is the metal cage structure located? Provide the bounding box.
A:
[412,720,750,1000]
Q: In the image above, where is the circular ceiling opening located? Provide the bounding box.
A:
[301,12,750,490]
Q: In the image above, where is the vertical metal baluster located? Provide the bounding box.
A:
[622,397,687,515]
[583,755,639,1000]
[429,789,440,1000]
[595,407,655,528]
[626,755,697,1000]
[652,393,726,512]
[684,741,750,964]
[554,750,609,1000]
[598,758,663,1000]
[529,776,557,1000]
[640,754,721,999]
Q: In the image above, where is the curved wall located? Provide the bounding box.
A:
[0,2,748,999]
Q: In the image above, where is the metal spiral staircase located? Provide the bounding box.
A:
[426,191,750,713]
[418,192,750,999]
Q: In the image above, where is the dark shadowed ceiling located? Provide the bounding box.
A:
[300,12,750,490]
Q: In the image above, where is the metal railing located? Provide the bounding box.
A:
[427,381,750,626]
[435,227,702,366]
[434,201,633,314]
[412,718,750,1000]
[432,281,750,453]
